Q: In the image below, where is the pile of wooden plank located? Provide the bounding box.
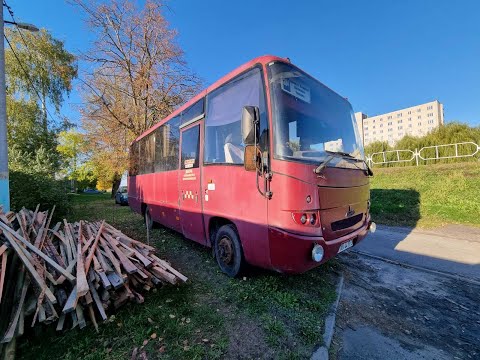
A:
[0,206,187,345]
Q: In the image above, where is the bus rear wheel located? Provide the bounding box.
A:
[144,206,154,231]
[214,224,244,277]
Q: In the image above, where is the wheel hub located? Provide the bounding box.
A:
[218,236,234,265]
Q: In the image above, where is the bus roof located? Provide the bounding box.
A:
[134,54,288,143]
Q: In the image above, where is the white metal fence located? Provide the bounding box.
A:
[366,141,480,167]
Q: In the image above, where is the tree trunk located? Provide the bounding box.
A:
[111,172,121,198]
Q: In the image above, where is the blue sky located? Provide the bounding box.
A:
[7,0,480,126]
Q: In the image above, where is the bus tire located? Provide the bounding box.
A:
[214,224,244,277]
[144,206,154,231]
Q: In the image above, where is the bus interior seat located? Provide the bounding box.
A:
[224,133,244,163]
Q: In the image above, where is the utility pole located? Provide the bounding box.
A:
[0,7,10,212]
[0,4,38,212]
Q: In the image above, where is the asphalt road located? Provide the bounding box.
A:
[329,224,480,360]
[354,224,480,281]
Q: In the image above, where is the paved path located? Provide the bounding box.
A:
[355,224,480,280]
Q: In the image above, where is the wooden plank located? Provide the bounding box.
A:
[88,280,107,321]
[0,244,8,257]
[97,270,112,290]
[0,230,56,304]
[84,220,105,273]
[104,223,155,250]
[151,255,188,282]
[75,305,86,329]
[87,304,99,332]
[1,274,30,343]
[104,235,138,274]
[127,245,152,268]
[76,221,89,297]
[106,272,124,289]
[0,251,7,303]
[56,259,76,285]
[151,266,177,285]
[62,286,78,314]
[95,246,112,273]
[0,222,75,282]
[56,313,66,331]
[99,240,122,275]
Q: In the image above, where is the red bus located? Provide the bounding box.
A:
[128,55,376,277]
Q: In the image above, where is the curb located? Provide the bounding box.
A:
[311,272,344,360]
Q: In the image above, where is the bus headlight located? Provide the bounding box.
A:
[369,221,376,233]
[312,244,324,262]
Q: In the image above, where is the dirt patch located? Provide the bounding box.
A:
[331,252,480,359]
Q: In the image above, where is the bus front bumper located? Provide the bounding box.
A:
[268,218,371,274]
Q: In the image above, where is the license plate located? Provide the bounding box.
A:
[338,240,353,254]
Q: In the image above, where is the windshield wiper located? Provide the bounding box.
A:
[313,153,338,174]
[314,151,374,176]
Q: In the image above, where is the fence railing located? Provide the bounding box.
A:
[366,141,480,167]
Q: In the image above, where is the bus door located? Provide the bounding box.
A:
[178,122,206,244]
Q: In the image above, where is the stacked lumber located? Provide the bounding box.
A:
[0,206,187,344]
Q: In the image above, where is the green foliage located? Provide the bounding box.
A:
[365,123,480,167]
[6,97,61,170]
[370,162,480,227]
[9,171,71,220]
[56,130,97,190]
[5,28,77,122]
[8,145,71,219]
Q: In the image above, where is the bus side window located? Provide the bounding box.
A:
[129,142,139,176]
[205,67,267,165]
[181,125,200,169]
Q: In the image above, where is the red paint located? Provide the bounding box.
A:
[128,55,371,274]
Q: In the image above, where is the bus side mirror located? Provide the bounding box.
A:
[244,145,261,172]
[241,106,260,146]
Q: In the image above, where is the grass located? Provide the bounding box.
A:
[18,193,338,359]
[370,162,480,228]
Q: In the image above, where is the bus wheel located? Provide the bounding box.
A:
[214,224,244,277]
[144,206,154,231]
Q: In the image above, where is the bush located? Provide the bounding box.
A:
[9,171,71,220]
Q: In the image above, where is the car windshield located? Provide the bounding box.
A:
[268,62,364,168]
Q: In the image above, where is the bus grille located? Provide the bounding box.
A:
[331,214,363,232]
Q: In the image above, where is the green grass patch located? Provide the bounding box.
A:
[18,193,338,359]
[370,162,480,228]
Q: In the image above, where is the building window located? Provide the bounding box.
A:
[373,125,376,129]
[409,124,412,128]
[398,119,403,123]
[398,126,403,130]
[417,108,421,112]
[380,124,383,127]
[418,115,421,119]
[379,118,383,121]
[380,130,384,133]
[364,126,368,130]
[427,105,433,110]
[418,122,421,126]
[388,116,392,119]
[373,131,376,135]
[408,111,411,115]
[408,117,412,121]
[388,122,392,126]
[388,128,393,132]
[397,113,402,117]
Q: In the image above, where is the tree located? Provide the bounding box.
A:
[4,28,77,131]
[72,0,201,187]
[57,130,92,189]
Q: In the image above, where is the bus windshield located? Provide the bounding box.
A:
[269,62,364,167]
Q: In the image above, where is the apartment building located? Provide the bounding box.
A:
[355,100,444,146]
